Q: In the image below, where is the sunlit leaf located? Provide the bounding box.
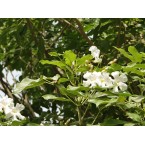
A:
[42,94,69,101]
[49,52,59,56]
[67,85,89,91]
[13,76,47,94]
[126,112,141,122]
[77,54,93,66]
[58,78,69,83]
[63,50,76,66]
[116,48,134,62]
[128,46,142,63]
[129,96,144,103]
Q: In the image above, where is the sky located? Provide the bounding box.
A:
[0,69,22,97]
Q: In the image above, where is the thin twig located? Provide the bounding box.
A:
[77,106,82,126]
[117,19,122,48]
[92,107,105,125]
[92,112,100,125]
[81,103,90,121]
[50,21,70,48]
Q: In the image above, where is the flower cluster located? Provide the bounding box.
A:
[0,96,25,121]
[83,71,128,92]
[83,46,128,92]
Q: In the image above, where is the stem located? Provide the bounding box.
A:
[117,19,122,48]
[24,94,36,118]
[92,110,100,125]
[92,107,105,125]
[65,95,76,106]
[81,104,89,121]
[77,106,82,126]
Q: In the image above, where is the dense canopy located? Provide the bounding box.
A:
[1,18,145,126]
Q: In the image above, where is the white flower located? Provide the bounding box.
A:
[5,103,25,121]
[111,71,128,92]
[83,71,113,89]
[89,46,100,58]
[96,72,113,88]
[51,74,60,81]
[89,46,102,63]
[0,96,14,114]
[0,96,25,121]
[83,71,92,79]
[76,72,81,76]
[83,71,99,88]
[83,70,128,92]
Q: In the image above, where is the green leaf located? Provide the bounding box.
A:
[123,66,145,76]
[58,78,69,83]
[77,54,93,66]
[108,63,122,71]
[57,85,84,97]
[40,60,73,73]
[124,123,135,126]
[66,90,84,97]
[49,52,59,56]
[57,85,68,96]
[67,85,89,91]
[63,50,76,66]
[116,48,134,62]
[11,120,27,126]
[13,76,46,94]
[77,65,90,73]
[126,112,141,122]
[138,84,145,92]
[91,92,108,98]
[129,95,144,103]
[84,19,99,32]
[88,98,108,107]
[128,46,142,63]
[40,60,66,68]
[116,46,142,63]
[133,64,145,69]
[88,97,118,107]
[125,103,137,109]
[27,123,40,126]
[106,98,118,107]
[117,96,126,103]
[0,53,5,61]
[101,118,127,126]
[42,94,69,101]
[116,92,131,97]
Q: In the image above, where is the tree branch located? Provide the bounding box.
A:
[0,76,36,118]
[23,93,36,118]
[26,18,38,45]
[59,19,94,46]
[50,21,70,48]
[0,76,14,99]
[74,19,94,46]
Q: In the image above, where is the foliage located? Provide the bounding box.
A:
[1,18,145,126]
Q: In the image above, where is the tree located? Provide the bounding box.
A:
[0,18,145,126]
